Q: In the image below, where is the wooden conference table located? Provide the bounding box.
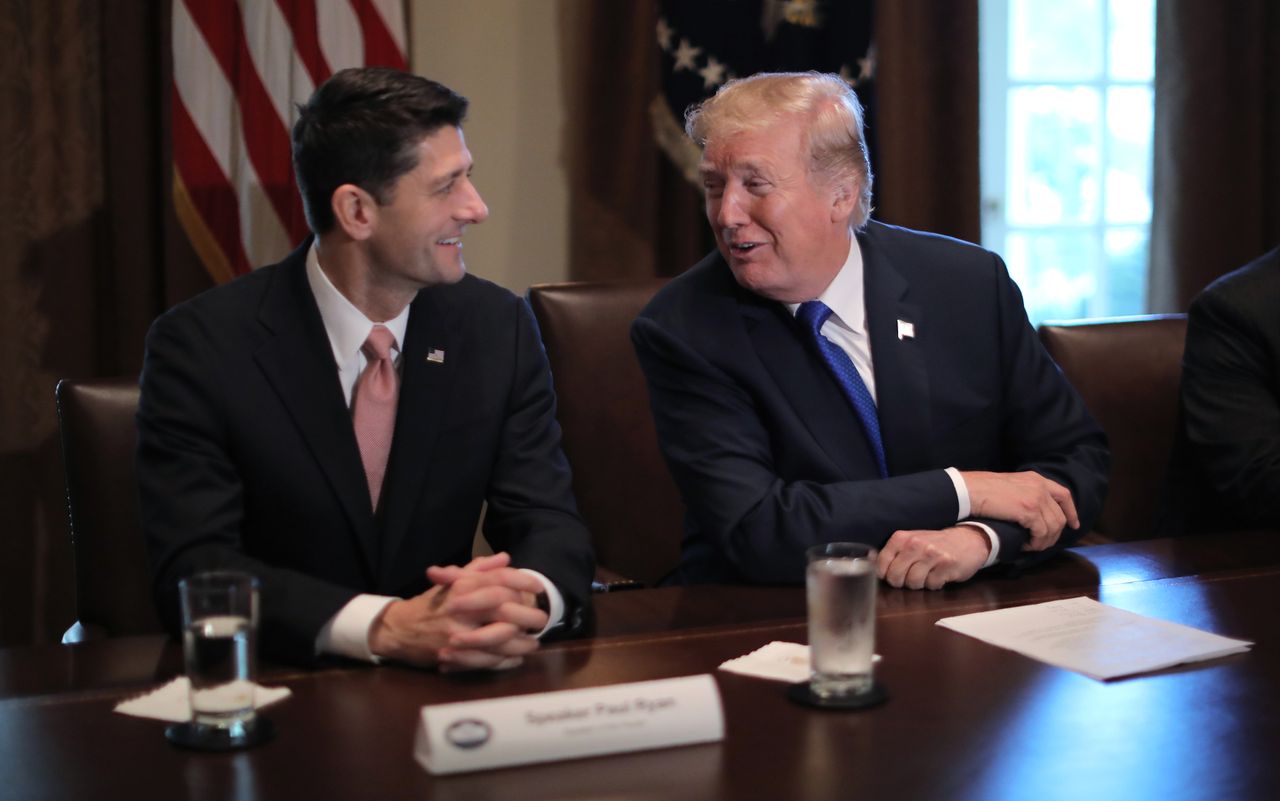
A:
[2,531,1277,800]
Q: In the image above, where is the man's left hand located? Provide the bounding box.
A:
[425,555,549,669]
[876,527,991,590]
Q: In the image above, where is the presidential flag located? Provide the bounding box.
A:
[171,0,408,284]
[653,0,876,186]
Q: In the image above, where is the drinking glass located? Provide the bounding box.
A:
[179,571,259,735]
[805,543,877,700]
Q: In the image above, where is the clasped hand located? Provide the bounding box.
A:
[877,526,991,590]
[367,552,548,671]
[876,471,1079,591]
[961,470,1079,551]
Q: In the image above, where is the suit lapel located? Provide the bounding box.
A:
[861,227,933,475]
[740,289,878,479]
[252,246,380,578]
[376,286,459,582]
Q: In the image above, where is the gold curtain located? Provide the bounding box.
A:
[874,0,980,244]
[559,0,708,281]
[0,0,191,645]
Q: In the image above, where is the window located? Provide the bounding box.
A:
[980,0,1155,325]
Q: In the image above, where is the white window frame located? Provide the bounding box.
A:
[979,0,1154,323]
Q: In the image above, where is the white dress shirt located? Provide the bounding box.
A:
[784,235,1000,568]
[304,244,564,661]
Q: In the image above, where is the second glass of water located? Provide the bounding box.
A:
[179,571,260,735]
[806,543,877,700]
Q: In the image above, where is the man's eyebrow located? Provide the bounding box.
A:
[698,161,766,177]
[431,164,471,185]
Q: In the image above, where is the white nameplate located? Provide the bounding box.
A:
[414,674,724,775]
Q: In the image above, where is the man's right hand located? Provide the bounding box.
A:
[960,470,1079,551]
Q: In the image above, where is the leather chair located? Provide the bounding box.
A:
[1038,314,1188,541]
[527,280,684,586]
[55,377,161,641]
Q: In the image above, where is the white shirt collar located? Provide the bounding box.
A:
[305,242,411,381]
[785,232,865,333]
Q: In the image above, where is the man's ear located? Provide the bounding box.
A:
[331,183,378,241]
[830,178,859,223]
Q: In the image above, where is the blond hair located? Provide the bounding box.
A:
[685,72,873,227]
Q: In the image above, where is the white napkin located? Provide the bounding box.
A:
[114,677,292,722]
[719,641,883,683]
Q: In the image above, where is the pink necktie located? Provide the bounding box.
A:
[353,325,398,510]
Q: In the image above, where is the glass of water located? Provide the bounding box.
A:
[806,543,877,701]
[179,571,259,737]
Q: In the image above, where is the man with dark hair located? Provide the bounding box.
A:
[139,68,593,668]
[633,72,1108,588]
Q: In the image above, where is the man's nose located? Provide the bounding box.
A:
[715,186,747,229]
[458,179,489,224]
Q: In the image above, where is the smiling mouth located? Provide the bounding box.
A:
[728,242,764,254]
[436,237,462,246]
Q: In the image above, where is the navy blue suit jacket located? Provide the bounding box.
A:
[138,241,593,663]
[632,221,1108,584]
[1170,245,1280,534]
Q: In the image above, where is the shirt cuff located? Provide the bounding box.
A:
[946,468,999,567]
[945,466,971,519]
[315,593,397,663]
[518,568,565,636]
[956,521,1001,568]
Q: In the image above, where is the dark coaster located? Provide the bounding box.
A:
[165,716,275,751]
[787,681,888,710]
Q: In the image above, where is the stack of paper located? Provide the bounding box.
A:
[936,596,1252,681]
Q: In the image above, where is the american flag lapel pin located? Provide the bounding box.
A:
[426,348,446,364]
[897,319,915,340]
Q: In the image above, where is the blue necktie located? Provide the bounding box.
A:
[796,301,888,478]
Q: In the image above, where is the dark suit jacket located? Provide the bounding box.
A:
[632,221,1108,585]
[1170,246,1280,534]
[138,242,594,663]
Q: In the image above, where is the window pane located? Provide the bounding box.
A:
[1007,87,1101,225]
[1010,0,1102,80]
[1102,227,1148,315]
[1105,87,1153,223]
[1108,0,1155,80]
[1007,230,1099,324]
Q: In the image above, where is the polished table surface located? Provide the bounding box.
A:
[2,532,1277,800]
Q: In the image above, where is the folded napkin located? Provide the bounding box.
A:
[718,641,882,683]
[114,677,292,722]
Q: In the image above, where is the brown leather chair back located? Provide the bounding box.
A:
[1038,315,1188,541]
[528,280,684,585]
[56,377,160,639]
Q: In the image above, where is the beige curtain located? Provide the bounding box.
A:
[1150,0,1280,310]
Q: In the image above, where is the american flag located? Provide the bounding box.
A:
[653,1,876,187]
[172,0,408,283]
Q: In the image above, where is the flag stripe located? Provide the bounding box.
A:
[174,4,292,260]
[173,0,406,282]
[238,0,300,131]
[183,0,301,238]
[173,0,236,180]
[352,0,407,69]
[273,0,332,88]
[316,0,364,73]
[172,91,252,276]
[369,0,407,57]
